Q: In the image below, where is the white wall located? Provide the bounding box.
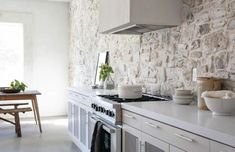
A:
[0,0,69,117]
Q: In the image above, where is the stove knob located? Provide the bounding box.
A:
[105,110,110,115]
[100,107,105,112]
[93,104,98,111]
[98,106,101,111]
[105,110,115,117]
[98,106,103,112]
[91,103,95,108]
[92,104,98,110]
[109,111,115,117]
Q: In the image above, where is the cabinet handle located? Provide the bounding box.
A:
[124,114,135,119]
[174,133,194,142]
[144,122,160,129]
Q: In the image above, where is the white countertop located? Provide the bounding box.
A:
[122,101,235,147]
[69,87,117,97]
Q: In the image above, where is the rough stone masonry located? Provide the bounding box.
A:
[69,0,235,95]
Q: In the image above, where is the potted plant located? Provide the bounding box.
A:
[99,64,114,89]
[10,80,27,92]
[0,80,27,93]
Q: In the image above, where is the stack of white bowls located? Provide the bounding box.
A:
[173,89,193,105]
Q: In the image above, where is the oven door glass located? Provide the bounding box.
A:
[89,115,121,152]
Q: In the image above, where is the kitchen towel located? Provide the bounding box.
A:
[91,121,111,152]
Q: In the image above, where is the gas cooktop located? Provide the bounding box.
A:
[98,94,171,103]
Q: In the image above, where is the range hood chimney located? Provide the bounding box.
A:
[99,0,182,35]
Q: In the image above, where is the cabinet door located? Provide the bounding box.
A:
[170,146,186,152]
[68,102,74,134]
[142,132,169,152]
[68,102,73,133]
[80,106,87,146]
[87,111,93,150]
[74,104,79,139]
[122,124,142,152]
[210,141,235,152]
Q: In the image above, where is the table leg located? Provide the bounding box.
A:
[31,99,38,125]
[32,96,42,133]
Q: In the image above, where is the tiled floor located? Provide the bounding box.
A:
[0,116,81,152]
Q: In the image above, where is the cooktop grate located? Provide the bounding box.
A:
[97,94,171,103]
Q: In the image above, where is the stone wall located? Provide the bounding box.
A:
[69,0,235,95]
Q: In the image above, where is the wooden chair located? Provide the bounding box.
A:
[0,103,32,137]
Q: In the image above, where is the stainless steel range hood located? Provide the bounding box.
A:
[108,24,176,35]
[99,0,182,35]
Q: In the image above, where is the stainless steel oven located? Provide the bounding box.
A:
[89,114,121,152]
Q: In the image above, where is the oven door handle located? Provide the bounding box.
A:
[90,116,116,134]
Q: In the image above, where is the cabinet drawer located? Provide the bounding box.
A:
[122,110,142,130]
[142,117,210,152]
[210,141,235,152]
[68,91,91,107]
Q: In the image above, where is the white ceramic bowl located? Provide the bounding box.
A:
[173,95,194,99]
[173,95,193,105]
[173,98,193,105]
[175,89,192,96]
[204,97,235,116]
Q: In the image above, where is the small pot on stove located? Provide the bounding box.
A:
[118,85,142,99]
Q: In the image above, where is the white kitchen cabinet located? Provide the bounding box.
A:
[68,101,73,134]
[122,110,211,152]
[123,123,169,152]
[142,132,169,152]
[68,90,92,152]
[87,111,93,150]
[79,104,88,151]
[122,110,142,129]
[68,101,78,139]
[74,105,79,139]
[210,141,235,152]
[68,101,80,144]
[122,124,142,152]
[142,116,210,152]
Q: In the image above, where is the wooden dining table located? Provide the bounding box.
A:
[0,90,42,133]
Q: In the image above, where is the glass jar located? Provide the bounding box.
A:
[104,76,115,90]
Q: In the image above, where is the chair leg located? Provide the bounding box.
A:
[14,112,22,137]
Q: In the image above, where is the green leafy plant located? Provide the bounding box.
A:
[10,80,27,91]
[99,64,114,81]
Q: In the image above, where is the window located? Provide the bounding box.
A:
[0,22,24,86]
